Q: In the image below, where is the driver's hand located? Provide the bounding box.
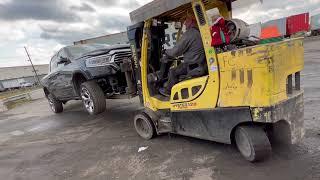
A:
[160,54,170,63]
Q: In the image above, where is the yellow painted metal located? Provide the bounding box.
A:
[140,20,150,108]
[217,38,304,107]
[140,0,304,113]
[217,3,232,20]
[141,20,170,111]
[171,76,208,103]
[169,0,220,111]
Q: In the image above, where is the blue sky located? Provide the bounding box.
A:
[0,0,319,67]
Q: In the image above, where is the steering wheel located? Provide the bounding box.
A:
[176,56,184,62]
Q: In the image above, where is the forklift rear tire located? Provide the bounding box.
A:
[134,113,156,140]
[235,126,271,162]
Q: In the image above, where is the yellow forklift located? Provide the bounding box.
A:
[126,0,304,162]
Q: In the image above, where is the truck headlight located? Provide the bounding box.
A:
[85,55,111,67]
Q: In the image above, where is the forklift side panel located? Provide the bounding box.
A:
[171,107,252,144]
[218,38,304,107]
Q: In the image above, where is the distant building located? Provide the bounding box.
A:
[73,27,179,49]
[74,32,129,45]
[0,64,48,90]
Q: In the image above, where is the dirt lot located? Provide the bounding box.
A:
[0,40,320,180]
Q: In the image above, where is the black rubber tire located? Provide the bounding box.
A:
[47,94,63,113]
[235,126,272,162]
[134,113,156,140]
[80,81,106,115]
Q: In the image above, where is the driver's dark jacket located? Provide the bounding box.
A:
[165,27,205,65]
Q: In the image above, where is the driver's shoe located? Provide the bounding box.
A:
[159,88,170,97]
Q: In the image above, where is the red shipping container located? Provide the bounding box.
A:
[286,13,310,35]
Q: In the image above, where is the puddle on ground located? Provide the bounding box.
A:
[10,130,25,136]
[27,121,60,133]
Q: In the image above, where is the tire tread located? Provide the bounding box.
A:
[81,81,106,115]
[134,112,156,140]
[48,94,63,113]
[236,126,271,162]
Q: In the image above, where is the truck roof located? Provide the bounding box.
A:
[129,0,234,23]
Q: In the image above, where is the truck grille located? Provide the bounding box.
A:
[114,51,132,64]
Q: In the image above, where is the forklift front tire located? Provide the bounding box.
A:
[235,126,271,162]
[134,113,156,140]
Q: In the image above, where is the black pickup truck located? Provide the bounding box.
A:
[41,44,135,115]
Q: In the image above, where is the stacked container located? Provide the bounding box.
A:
[286,13,310,35]
[249,22,262,40]
[262,18,287,37]
[311,14,320,31]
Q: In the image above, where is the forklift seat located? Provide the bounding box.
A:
[178,62,207,81]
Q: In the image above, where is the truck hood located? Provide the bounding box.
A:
[81,44,130,57]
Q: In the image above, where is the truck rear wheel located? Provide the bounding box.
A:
[134,113,156,140]
[235,126,271,162]
[80,81,106,115]
[47,94,63,113]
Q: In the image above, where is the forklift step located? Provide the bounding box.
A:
[158,117,172,134]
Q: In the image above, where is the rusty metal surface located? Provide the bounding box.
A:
[130,0,192,23]
[251,91,304,144]
[129,0,230,23]
[129,0,263,23]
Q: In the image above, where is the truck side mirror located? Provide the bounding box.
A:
[58,57,71,64]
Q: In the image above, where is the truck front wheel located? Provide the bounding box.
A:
[80,81,106,115]
[47,94,63,113]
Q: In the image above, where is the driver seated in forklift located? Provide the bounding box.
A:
[159,13,206,96]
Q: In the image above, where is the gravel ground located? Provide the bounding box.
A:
[0,40,319,180]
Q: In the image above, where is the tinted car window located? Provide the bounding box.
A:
[57,62,65,68]
[58,48,68,59]
[50,54,59,72]
[57,49,68,68]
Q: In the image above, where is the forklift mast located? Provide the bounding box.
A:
[127,22,144,104]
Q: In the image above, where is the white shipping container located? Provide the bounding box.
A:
[311,14,320,30]
[249,22,262,40]
[262,18,287,37]
[1,78,25,89]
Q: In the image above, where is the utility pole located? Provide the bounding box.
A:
[24,47,41,85]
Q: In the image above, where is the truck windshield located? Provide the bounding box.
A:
[68,44,110,59]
